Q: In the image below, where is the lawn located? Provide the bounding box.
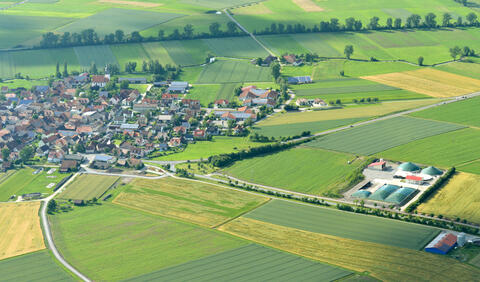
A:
[224,147,364,196]
[0,168,69,201]
[245,200,439,250]
[196,59,272,83]
[153,136,265,161]
[58,174,119,201]
[50,204,246,281]
[306,116,464,156]
[219,217,480,282]
[113,177,268,227]
[0,78,48,89]
[253,117,365,138]
[127,244,352,281]
[362,68,480,98]
[410,96,480,128]
[0,202,45,260]
[379,128,480,168]
[417,173,480,224]
[0,250,73,281]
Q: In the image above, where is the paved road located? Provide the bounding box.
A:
[39,173,91,282]
[223,9,276,57]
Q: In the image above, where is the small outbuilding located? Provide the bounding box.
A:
[368,161,386,171]
[406,175,423,185]
[425,233,457,255]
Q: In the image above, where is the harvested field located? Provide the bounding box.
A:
[362,69,480,98]
[292,0,324,12]
[113,177,267,227]
[418,173,480,224]
[0,202,45,260]
[0,250,73,281]
[58,174,118,201]
[127,244,352,281]
[219,217,480,281]
[98,0,162,7]
[245,200,438,249]
[307,116,464,156]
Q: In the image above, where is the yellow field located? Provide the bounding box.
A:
[258,99,439,126]
[233,2,273,14]
[0,202,45,260]
[418,172,480,224]
[292,0,324,12]
[219,217,480,281]
[113,177,268,227]
[362,69,480,98]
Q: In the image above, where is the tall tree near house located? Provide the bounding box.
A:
[271,62,281,81]
[90,62,98,74]
[344,45,354,59]
[1,148,10,162]
[19,145,34,164]
[55,62,61,78]
[63,61,69,77]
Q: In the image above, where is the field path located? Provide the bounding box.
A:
[40,173,91,282]
[224,9,277,57]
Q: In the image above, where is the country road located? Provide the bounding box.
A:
[39,173,91,282]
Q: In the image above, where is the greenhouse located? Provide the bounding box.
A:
[421,166,443,176]
[398,162,420,172]
[369,184,400,201]
[384,187,417,205]
[352,190,371,199]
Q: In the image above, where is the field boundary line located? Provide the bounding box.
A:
[212,198,272,229]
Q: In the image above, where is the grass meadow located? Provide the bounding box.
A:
[245,200,439,250]
[196,59,272,83]
[58,174,118,201]
[202,37,268,58]
[50,204,246,281]
[0,202,45,260]
[153,136,265,161]
[458,159,480,175]
[306,116,464,156]
[437,61,480,79]
[0,250,73,281]
[379,128,480,168]
[219,217,480,281]
[127,244,352,281]
[417,172,480,224]
[113,177,267,227]
[410,96,480,127]
[224,147,364,196]
[187,82,241,106]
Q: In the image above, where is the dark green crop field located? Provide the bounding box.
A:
[127,244,352,282]
[245,200,440,250]
[306,116,464,155]
[0,251,73,281]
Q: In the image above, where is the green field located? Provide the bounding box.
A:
[202,37,268,58]
[196,59,272,83]
[188,83,240,106]
[0,250,73,281]
[50,204,246,281]
[306,116,464,156]
[0,168,69,201]
[379,128,480,168]
[246,200,439,250]
[153,136,266,161]
[113,177,267,227]
[458,159,480,175]
[74,45,117,69]
[436,61,480,79]
[224,147,364,196]
[58,174,118,200]
[253,117,365,138]
[410,96,480,128]
[127,244,352,281]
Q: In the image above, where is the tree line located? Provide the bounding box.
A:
[252,12,479,35]
[38,21,242,49]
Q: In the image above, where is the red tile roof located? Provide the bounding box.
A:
[406,175,423,181]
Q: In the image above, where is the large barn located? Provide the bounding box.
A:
[425,233,457,255]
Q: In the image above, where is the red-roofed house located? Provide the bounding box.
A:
[91,75,109,88]
[193,129,206,139]
[425,233,457,255]
[214,99,229,108]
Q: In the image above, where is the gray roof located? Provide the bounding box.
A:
[171,81,188,87]
[94,155,113,162]
[120,123,139,130]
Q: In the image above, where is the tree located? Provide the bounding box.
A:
[442,13,452,27]
[424,13,437,28]
[271,62,281,80]
[354,20,363,31]
[63,61,69,77]
[256,57,263,66]
[130,31,143,42]
[55,62,61,78]
[90,63,98,74]
[368,16,380,29]
[344,45,354,59]
[158,30,165,40]
[394,18,402,29]
[183,24,194,39]
[1,148,10,162]
[386,18,393,29]
[209,22,221,36]
[345,17,355,31]
[466,12,478,25]
[115,30,125,43]
[457,16,463,26]
[449,46,462,60]
[19,145,34,164]
[418,56,424,66]
[227,119,236,129]
[227,21,237,35]
[120,80,129,89]
[406,14,421,28]
[47,200,57,214]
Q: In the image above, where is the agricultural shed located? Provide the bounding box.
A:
[421,166,443,176]
[425,233,457,255]
[398,162,420,172]
[406,175,423,185]
[384,187,417,205]
[288,76,312,84]
[368,161,386,171]
[369,184,399,201]
[352,190,371,198]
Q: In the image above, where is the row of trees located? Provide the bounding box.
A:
[38,21,242,49]
[253,12,479,35]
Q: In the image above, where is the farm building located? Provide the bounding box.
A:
[421,166,443,176]
[168,81,189,93]
[369,184,400,202]
[288,76,312,84]
[398,162,420,172]
[368,161,386,171]
[406,175,423,185]
[383,187,417,205]
[351,190,371,199]
[119,77,147,84]
[425,233,457,255]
